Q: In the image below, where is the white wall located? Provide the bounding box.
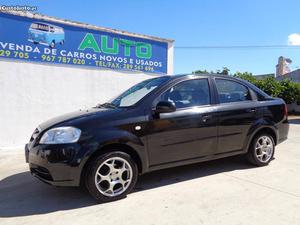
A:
[287,103,300,113]
[0,60,162,148]
[167,42,174,74]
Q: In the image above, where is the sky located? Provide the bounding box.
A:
[1,0,300,75]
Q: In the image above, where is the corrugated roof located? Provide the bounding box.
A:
[2,10,174,43]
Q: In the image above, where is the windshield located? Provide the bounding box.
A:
[110,76,170,107]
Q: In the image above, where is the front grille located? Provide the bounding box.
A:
[30,165,53,181]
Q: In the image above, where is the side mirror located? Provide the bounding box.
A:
[155,101,176,114]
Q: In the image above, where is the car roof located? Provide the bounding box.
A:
[168,73,238,80]
[165,73,270,97]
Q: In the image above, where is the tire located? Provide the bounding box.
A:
[85,151,138,203]
[247,133,275,166]
[50,41,55,48]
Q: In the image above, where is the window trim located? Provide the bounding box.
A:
[214,78,255,104]
[152,77,212,111]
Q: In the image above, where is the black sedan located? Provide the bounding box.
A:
[25,74,289,202]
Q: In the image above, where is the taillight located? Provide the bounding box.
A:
[284,104,288,117]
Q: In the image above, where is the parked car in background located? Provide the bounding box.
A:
[28,22,65,48]
[25,74,289,202]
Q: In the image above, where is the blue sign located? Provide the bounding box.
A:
[0,13,168,73]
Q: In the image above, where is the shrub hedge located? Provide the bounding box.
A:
[234,72,300,104]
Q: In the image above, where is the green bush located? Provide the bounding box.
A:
[277,79,299,104]
[234,72,257,84]
[256,77,283,97]
[234,72,300,104]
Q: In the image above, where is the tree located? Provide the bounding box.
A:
[234,72,256,84]
[193,69,210,74]
[193,67,230,75]
[217,67,230,75]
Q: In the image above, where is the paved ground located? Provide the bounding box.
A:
[0,118,300,225]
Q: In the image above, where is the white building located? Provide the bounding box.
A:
[0,11,174,148]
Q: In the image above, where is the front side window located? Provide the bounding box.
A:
[159,79,210,109]
[215,79,252,103]
[110,77,170,107]
[30,23,49,32]
[57,28,63,33]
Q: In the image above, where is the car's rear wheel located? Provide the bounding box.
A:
[85,151,138,202]
[50,41,55,48]
[247,133,275,166]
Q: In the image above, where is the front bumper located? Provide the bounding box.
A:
[25,143,88,186]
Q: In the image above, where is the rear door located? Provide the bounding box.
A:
[146,78,218,166]
[213,78,259,154]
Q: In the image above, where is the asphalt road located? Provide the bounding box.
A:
[0,117,299,225]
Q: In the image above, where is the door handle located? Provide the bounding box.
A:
[202,115,212,122]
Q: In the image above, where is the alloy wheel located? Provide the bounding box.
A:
[94,157,133,197]
[255,136,274,163]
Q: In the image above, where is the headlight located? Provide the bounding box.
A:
[39,127,81,144]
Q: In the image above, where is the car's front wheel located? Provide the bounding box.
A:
[85,151,138,202]
[247,133,275,166]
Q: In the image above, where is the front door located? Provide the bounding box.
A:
[146,78,218,167]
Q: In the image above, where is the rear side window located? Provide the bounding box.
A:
[159,79,210,109]
[215,79,252,103]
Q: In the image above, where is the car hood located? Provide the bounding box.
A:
[39,107,118,131]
